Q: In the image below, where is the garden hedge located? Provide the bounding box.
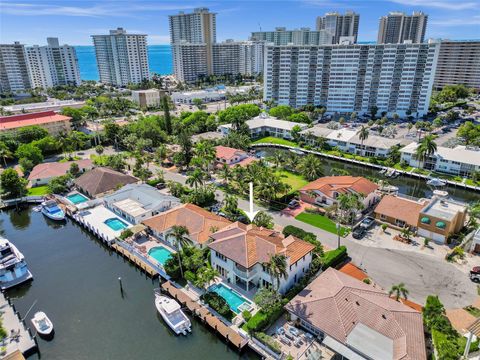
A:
[201,292,234,321]
[321,246,347,270]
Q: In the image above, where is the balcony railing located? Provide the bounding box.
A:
[233,265,257,279]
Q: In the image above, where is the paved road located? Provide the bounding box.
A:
[159,169,478,309]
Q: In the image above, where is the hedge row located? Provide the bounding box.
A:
[254,332,282,354]
[282,225,323,255]
[244,300,287,333]
[321,246,347,270]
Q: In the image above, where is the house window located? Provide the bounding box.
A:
[395,219,406,227]
[380,214,387,220]
[215,252,227,262]
[262,279,272,288]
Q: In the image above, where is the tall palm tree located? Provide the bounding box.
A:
[186,168,205,190]
[415,135,437,168]
[297,154,323,181]
[0,142,12,168]
[168,225,190,279]
[265,254,288,291]
[218,163,232,185]
[357,126,369,156]
[389,283,409,301]
[195,141,216,172]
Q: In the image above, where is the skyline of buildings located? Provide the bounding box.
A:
[377,11,428,44]
[0,42,32,93]
[316,11,360,44]
[91,27,150,86]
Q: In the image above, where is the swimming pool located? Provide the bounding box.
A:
[104,218,128,231]
[148,246,173,265]
[209,283,252,313]
[66,192,89,205]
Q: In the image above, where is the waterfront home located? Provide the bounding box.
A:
[299,176,379,209]
[214,146,256,167]
[208,222,315,294]
[103,184,181,224]
[301,125,412,158]
[0,111,72,135]
[285,267,427,360]
[218,113,308,140]
[375,195,467,243]
[374,195,429,231]
[142,203,232,248]
[74,167,138,198]
[28,159,93,186]
[400,143,480,178]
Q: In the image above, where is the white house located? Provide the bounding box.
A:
[172,85,257,104]
[208,222,315,294]
[218,113,308,139]
[103,184,181,224]
[400,143,480,177]
[301,126,412,158]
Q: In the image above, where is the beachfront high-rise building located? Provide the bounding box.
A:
[316,11,360,44]
[250,27,333,45]
[25,38,81,89]
[433,40,480,90]
[0,42,31,93]
[91,28,149,86]
[377,11,428,44]
[263,42,439,117]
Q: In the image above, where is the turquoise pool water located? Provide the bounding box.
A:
[148,246,173,265]
[104,218,128,231]
[209,283,251,313]
[66,193,89,204]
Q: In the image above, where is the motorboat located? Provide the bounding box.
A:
[41,200,65,221]
[0,237,33,290]
[289,148,305,155]
[154,289,191,335]
[31,311,54,337]
[427,178,447,187]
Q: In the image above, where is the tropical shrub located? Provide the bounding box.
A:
[321,246,347,270]
[254,332,281,354]
[200,292,234,321]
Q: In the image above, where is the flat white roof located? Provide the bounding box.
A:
[401,143,480,166]
[113,198,147,217]
[421,197,467,221]
[220,114,308,131]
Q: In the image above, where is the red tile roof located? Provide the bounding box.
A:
[300,176,378,198]
[215,146,246,161]
[286,268,426,360]
[0,111,71,131]
[142,203,232,245]
[28,159,93,181]
[208,222,315,268]
[374,195,428,228]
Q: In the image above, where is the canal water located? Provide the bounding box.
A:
[1,208,258,360]
[255,147,480,203]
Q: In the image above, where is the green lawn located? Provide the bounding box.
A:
[276,170,308,192]
[27,185,49,196]
[253,136,297,147]
[295,212,348,237]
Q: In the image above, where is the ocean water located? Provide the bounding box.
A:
[75,45,173,81]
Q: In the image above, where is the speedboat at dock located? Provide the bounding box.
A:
[41,200,65,221]
[154,289,191,335]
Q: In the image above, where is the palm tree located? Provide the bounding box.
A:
[186,168,205,190]
[297,154,323,181]
[218,164,232,186]
[357,126,369,156]
[415,135,437,168]
[168,225,190,279]
[0,142,12,168]
[389,283,409,301]
[195,141,216,172]
[265,254,288,291]
[401,227,412,241]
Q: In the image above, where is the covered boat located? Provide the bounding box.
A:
[41,200,65,221]
[427,178,447,187]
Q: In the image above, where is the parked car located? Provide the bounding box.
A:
[470,266,480,283]
[288,326,300,337]
[155,182,166,190]
[276,327,285,336]
[359,216,375,229]
[288,200,300,209]
[352,226,367,240]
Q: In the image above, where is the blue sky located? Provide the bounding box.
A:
[1,0,479,45]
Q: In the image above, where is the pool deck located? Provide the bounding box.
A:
[72,205,132,243]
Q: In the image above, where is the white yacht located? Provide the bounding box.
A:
[0,237,33,290]
[154,289,191,335]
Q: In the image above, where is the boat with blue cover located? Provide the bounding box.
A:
[41,200,65,221]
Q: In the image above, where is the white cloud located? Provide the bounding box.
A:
[389,0,478,10]
[430,15,480,26]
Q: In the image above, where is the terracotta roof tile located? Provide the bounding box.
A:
[446,308,477,335]
[28,159,93,181]
[142,203,232,245]
[374,195,428,228]
[0,111,71,131]
[300,176,378,198]
[215,146,246,161]
[285,268,426,360]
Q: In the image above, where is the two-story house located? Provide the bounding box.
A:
[142,203,232,248]
[214,146,256,167]
[300,176,379,209]
[208,222,315,294]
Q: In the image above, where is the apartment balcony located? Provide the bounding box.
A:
[233,265,257,279]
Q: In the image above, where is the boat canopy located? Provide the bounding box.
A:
[163,299,181,314]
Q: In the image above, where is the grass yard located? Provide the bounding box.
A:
[276,170,308,192]
[27,185,49,196]
[253,136,297,147]
[295,212,348,237]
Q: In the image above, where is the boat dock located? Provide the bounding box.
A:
[161,281,249,351]
[111,242,159,278]
[0,293,37,358]
[0,196,44,210]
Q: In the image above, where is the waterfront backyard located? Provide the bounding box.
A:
[0,207,258,360]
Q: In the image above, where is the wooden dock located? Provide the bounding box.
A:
[161,281,249,350]
[111,243,158,277]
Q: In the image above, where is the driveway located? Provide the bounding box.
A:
[156,165,477,309]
